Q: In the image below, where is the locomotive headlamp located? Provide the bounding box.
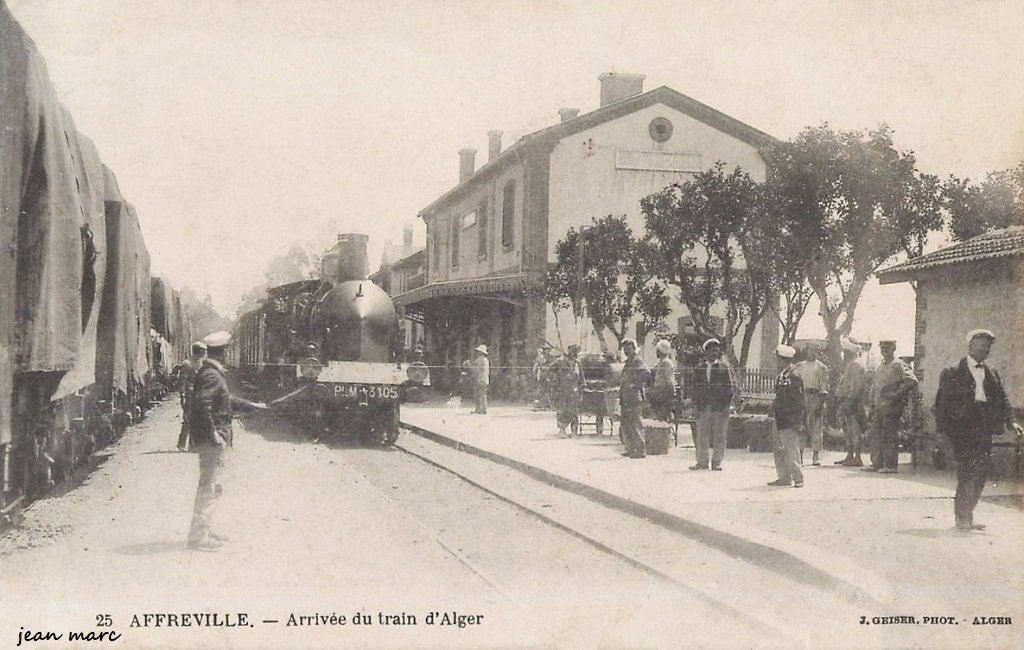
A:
[406,362,429,384]
[298,357,323,380]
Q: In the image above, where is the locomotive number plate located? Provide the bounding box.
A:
[321,383,400,402]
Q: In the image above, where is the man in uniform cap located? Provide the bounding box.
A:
[471,344,490,414]
[935,330,1022,531]
[769,344,805,487]
[176,341,207,452]
[187,331,267,551]
[618,338,650,458]
[690,338,732,470]
[864,340,917,474]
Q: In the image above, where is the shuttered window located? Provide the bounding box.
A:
[477,199,488,259]
[450,214,459,269]
[501,181,515,249]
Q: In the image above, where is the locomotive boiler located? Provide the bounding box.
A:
[231,234,427,446]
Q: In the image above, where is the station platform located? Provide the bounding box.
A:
[401,400,1024,618]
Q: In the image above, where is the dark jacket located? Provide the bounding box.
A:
[935,358,1014,439]
[189,359,233,447]
[691,361,732,412]
[774,366,805,431]
[619,357,650,410]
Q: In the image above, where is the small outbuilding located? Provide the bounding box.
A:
[878,227,1023,467]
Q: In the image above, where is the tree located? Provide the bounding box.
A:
[943,162,1024,242]
[764,123,944,367]
[541,216,669,355]
[640,163,772,367]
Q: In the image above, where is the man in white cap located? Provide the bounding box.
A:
[187,331,267,551]
[864,340,917,474]
[935,330,1022,531]
[176,341,207,452]
[648,340,677,422]
[690,338,732,470]
[834,337,868,466]
[618,338,650,458]
[768,344,805,488]
[471,344,490,414]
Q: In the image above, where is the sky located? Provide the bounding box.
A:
[8,0,1024,351]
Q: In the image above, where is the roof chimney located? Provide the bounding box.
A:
[487,130,502,162]
[403,223,413,248]
[332,233,369,282]
[459,148,476,183]
[558,107,580,122]
[599,72,645,107]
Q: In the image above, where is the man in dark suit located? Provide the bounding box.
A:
[935,329,1022,532]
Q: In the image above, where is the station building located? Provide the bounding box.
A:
[393,73,781,389]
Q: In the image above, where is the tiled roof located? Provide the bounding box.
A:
[418,85,776,217]
[877,227,1024,284]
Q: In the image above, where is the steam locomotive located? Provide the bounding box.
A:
[230,234,427,446]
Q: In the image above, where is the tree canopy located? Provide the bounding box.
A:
[542,216,668,354]
[640,163,771,366]
[763,124,944,361]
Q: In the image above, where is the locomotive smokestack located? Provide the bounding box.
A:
[334,233,369,282]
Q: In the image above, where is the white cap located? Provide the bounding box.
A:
[703,338,721,350]
[620,338,638,348]
[841,338,860,353]
[203,331,232,349]
[655,339,673,355]
[966,329,996,344]
[475,344,489,355]
[776,344,797,359]
[191,340,207,351]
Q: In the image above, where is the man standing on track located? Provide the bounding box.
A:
[187,331,267,552]
[176,341,206,452]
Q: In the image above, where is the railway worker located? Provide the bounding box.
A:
[794,347,829,466]
[862,340,917,474]
[690,338,732,471]
[618,338,650,459]
[768,344,805,488]
[471,344,490,415]
[834,338,867,466]
[187,331,268,551]
[649,339,677,423]
[935,330,1022,532]
[176,341,207,452]
[550,344,584,437]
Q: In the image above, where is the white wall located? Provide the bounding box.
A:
[543,101,771,365]
[918,260,1023,411]
[547,103,767,259]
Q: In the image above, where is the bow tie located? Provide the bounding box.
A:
[975,363,985,369]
